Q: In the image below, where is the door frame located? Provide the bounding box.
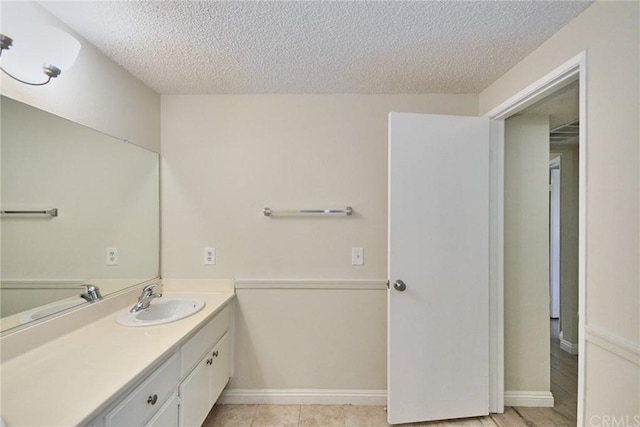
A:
[549,157,561,320]
[484,51,587,424]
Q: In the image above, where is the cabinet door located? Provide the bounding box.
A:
[146,394,179,427]
[210,332,231,403]
[179,357,211,427]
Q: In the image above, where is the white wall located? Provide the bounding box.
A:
[0,1,160,152]
[232,288,387,391]
[161,95,477,280]
[504,115,551,395]
[480,1,639,421]
[161,94,478,393]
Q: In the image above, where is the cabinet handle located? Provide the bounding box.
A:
[212,351,219,358]
[147,394,158,405]
[206,358,213,365]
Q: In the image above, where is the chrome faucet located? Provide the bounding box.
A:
[80,284,102,302]
[130,283,162,313]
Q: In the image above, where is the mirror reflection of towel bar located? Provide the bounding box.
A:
[263,207,353,217]
[1,208,58,217]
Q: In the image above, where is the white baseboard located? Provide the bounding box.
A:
[219,389,387,406]
[504,391,554,407]
[223,388,553,409]
[560,338,579,355]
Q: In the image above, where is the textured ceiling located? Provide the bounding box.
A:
[40,1,593,95]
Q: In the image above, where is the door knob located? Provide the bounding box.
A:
[393,280,407,291]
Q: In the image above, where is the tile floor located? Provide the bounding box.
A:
[203,403,578,427]
[202,404,500,427]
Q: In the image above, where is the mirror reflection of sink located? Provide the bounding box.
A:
[19,299,84,324]
[116,298,205,327]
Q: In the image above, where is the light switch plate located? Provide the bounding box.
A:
[352,247,364,266]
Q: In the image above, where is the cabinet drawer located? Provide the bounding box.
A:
[182,304,230,375]
[106,353,179,427]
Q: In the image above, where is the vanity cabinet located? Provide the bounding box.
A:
[92,302,232,427]
[179,332,231,426]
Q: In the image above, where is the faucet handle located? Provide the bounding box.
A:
[131,283,162,312]
[81,284,102,302]
[142,283,161,294]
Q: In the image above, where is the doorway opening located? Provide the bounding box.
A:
[485,52,587,425]
[506,79,580,424]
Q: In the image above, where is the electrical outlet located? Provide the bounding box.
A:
[351,247,364,266]
[107,247,119,265]
[204,247,216,265]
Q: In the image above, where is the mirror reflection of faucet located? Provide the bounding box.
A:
[80,284,102,303]
[130,283,162,313]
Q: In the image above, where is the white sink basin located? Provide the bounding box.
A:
[116,297,205,326]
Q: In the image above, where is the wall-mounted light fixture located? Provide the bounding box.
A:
[0,25,81,86]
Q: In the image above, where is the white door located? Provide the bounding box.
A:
[388,113,491,424]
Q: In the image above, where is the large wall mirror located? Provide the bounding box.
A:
[0,96,160,332]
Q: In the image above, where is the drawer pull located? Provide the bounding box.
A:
[147,394,158,405]
[212,351,219,358]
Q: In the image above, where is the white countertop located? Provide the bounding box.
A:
[0,288,235,426]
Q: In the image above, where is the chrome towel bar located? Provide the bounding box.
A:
[263,206,353,217]
[1,208,58,217]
